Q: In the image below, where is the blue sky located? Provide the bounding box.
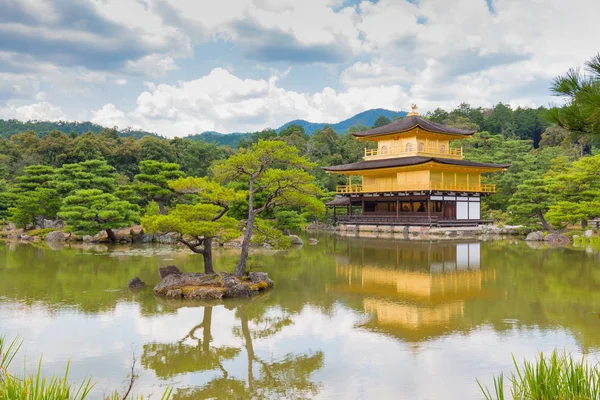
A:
[0,0,598,137]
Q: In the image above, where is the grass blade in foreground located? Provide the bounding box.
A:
[0,336,171,400]
[478,350,600,400]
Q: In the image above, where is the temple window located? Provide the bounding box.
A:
[405,143,413,152]
[418,142,425,152]
[381,145,389,155]
[440,144,446,154]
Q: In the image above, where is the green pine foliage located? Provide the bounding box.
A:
[134,160,185,214]
[7,165,61,228]
[57,189,140,240]
[54,159,117,196]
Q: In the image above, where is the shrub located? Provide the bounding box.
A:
[27,227,57,239]
[477,350,600,400]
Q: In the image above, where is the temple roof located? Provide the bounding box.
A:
[352,115,476,138]
[323,156,509,172]
[325,197,351,206]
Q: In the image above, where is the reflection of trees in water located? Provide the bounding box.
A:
[141,307,240,379]
[142,305,323,399]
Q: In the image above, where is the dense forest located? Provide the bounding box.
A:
[1,53,600,239]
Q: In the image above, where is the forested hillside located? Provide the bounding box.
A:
[0,119,159,140]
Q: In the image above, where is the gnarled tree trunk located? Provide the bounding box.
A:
[538,210,554,232]
[202,237,215,274]
[106,228,117,244]
[235,179,255,277]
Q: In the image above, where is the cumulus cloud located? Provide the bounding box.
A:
[0,0,190,70]
[2,0,600,131]
[90,67,410,137]
[1,101,66,121]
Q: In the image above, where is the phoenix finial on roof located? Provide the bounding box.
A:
[407,103,419,116]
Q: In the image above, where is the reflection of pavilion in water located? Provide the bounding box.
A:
[332,240,496,342]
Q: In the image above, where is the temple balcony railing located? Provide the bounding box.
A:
[364,146,463,161]
[335,182,496,194]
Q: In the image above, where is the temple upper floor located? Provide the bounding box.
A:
[352,107,474,161]
[364,135,463,161]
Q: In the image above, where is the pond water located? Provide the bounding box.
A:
[1,236,600,399]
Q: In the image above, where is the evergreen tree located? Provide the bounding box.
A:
[0,180,15,221]
[9,188,61,229]
[212,140,324,276]
[134,160,185,215]
[545,154,600,228]
[547,53,600,139]
[8,165,60,228]
[142,177,243,273]
[54,159,116,196]
[372,115,391,128]
[58,189,140,243]
[507,178,555,230]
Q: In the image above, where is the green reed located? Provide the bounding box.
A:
[0,336,172,400]
[478,350,600,400]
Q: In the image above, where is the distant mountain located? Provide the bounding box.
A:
[277,108,407,135]
[0,119,160,140]
[190,108,407,147]
[0,108,407,146]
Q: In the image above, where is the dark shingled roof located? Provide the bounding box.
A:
[325,197,351,206]
[323,156,509,172]
[352,115,476,138]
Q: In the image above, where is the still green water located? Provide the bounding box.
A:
[1,236,600,399]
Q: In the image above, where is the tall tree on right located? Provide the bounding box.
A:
[212,140,323,277]
[545,154,600,229]
[547,53,600,141]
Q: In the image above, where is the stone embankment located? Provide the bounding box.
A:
[332,224,525,240]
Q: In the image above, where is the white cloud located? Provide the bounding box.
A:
[91,103,131,128]
[124,54,179,78]
[2,0,600,130]
[90,67,411,136]
[1,101,66,121]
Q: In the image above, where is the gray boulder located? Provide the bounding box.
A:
[585,230,594,239]
[223,240,242,248]
[224,284,253,298]
[308,238,318,245]
[82,235,93,243]
[157,232,179,244]
[43,219,64,229]
[44,231,65,242]
[544,232,570,245]
[248,272,274,287]
[288,235,304,245]
[128,277,146,289]
[525,231,544,241]
[159,265,181,279]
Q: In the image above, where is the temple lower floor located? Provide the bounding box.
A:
[327,193,488,226]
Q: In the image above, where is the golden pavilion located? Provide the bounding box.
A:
[324,105,508,226]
